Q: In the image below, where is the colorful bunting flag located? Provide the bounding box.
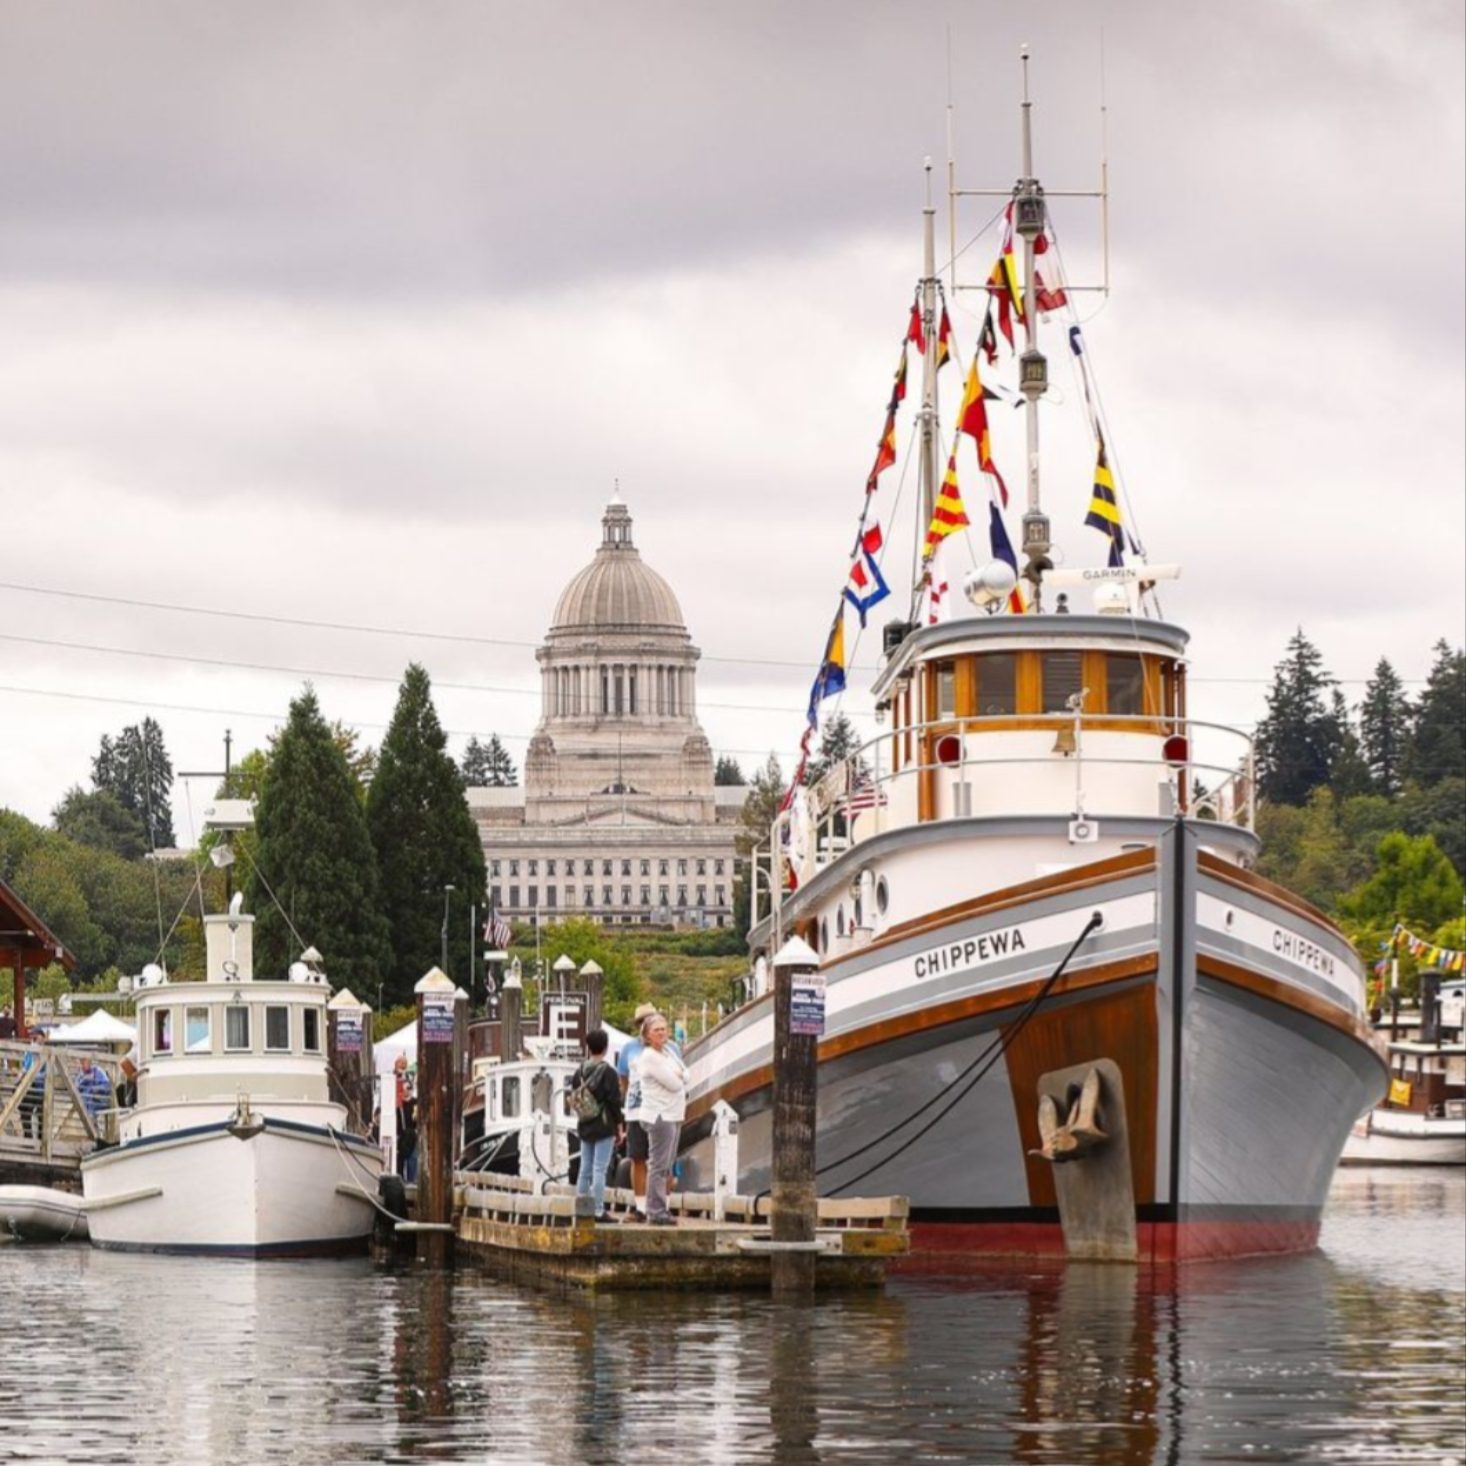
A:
[958,356,1009,507]
[988,499,1027,614]
[936,308,952,370]
[866,410,897,494]
[1084,437,1125,568]
[986,204,1026,349]
[806,614,848,723]
[1033,230,1068,314]
[843,525,890,627]
[906,300,925,353]
[923,454,969,561]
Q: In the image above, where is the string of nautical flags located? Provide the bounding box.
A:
[1383,923,1466,974]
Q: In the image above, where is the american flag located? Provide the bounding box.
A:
[482,909,512,949]
[844,773,888,813]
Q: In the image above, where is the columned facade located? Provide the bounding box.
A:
[469,497,741,929]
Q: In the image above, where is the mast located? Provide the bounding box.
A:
[1015,46,1052,604]
[918,160,941,543]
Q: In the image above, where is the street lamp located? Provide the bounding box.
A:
[440,884,456,976]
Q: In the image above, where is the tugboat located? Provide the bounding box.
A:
[678,60,1387,1262]
[81,802,382,1255]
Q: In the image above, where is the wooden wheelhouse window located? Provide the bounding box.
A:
[1040,652,1084,713]
[976,653,1018,715]
[1106,654,1146,716]
[932,661,957,720]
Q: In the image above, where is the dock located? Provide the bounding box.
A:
[433,1173,907,1290]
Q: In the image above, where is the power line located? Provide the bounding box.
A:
[0,631,821,717]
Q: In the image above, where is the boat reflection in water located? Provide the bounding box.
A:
[3,1171,1461,1465]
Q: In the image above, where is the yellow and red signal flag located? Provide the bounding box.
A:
[987,203,1026,350]
[936,308,952,371]
[923,453,970,561]
[865,409,898,495]
[957,356,1009,507]
[889,344,909,409]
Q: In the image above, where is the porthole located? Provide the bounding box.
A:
[837,906,846,938]
[876,877,890,916]
[935,734,962,767]
[819,919,829,953]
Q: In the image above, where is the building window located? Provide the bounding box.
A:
[547,859,557,877]
[659,859,669,877]
[629,666,638,715]
[621,860,631,877]
[1041,652,1085,714]
[527,860,537,877]
[490,886,502,906]
[303,1008,321,1053]
[527,886,538,908]
[715,885,726,907]
[583,859,594,876]
[678,859,688,876]
[658,886,669,905]
[600,667,609,715]
[510,886,521,908]
[640,859,650,877]
[640,885,650,905]
[489,860,501,877]
[265,1006,291,1052]
[603,886,613,905]
[224,1006,250,1051]
[602,860,613,877]
[185,1006,211,1055]
[696,885,707,906]
[621,886,631,906]
[1107,654,1146,716]
[977,653,1018,716]
[676,886,688,906]
[584,886,594,907]
[715,859,725,876]
[696,859,707,876]
[545,888,557,909]
[509,860,520,877]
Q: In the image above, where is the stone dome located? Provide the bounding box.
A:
[549,499,687,636]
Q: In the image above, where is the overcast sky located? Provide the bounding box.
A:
[1,1,1462,834]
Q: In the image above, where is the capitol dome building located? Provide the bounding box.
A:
[470,497,742,928]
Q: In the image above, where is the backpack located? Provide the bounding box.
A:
[569,1061,607,1123]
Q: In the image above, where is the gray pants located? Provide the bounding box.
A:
[643,1118,681,1220]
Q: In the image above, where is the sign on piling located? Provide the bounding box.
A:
[771,936,821,1295]
[414,967,456,1269]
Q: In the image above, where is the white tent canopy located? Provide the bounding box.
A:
[46,1009,136,1046]
[372,1016,631,1075]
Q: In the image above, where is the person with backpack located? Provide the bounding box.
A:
[570,1029,623,1221]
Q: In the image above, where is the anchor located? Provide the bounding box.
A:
[227,1096,265,1141]
[1031,1064,1107,1163]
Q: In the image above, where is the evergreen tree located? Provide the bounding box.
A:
[1405,640,1465,787]
[366,665,488,1003]
[461,733,517,788]
[1254,630,1340,807]
[1327,689,1372,799]
[714,756,746,786]
[246,687,392,996]
[734,753,784,936]
[805,713,868,787]
[1358,658,1412,796]
[52,787,150,861]
[91,718,175,847]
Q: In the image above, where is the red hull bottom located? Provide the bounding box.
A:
[900,1215,1322,1268]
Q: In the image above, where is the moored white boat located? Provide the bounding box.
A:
[81,803,382,1256]
[0,1183,89,1242]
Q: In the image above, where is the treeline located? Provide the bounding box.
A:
[1252,633,1464,997]
[2,667,494,1013]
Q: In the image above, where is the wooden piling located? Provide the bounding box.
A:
[500,967,523,1060]
[414,967,457,1268]
[770,936,822,1295]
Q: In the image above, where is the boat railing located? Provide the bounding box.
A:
[0,1041,124,1167]
[749,712,1254,931]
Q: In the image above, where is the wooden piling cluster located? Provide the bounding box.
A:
[448,1173,907,1290]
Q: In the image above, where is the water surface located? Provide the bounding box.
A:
[3,1168,1462,1465]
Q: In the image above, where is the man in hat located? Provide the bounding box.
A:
[616,1002,680,1218]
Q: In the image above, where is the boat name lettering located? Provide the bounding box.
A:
[1271,928,1335,977]
[914,926,1026,980]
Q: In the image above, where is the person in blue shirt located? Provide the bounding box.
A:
[19,1036,46,1141]
[75,1054,113,1123]
[616,1003,682,1216]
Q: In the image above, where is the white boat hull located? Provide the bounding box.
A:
[82,1117,381,1255]
[0,1184,90,1242]
[1340,1111,1466,1167]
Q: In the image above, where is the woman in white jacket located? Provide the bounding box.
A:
[633,1014,687,1227]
